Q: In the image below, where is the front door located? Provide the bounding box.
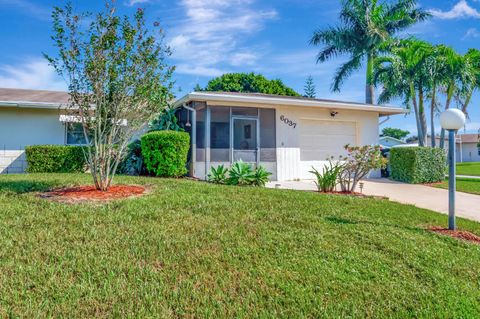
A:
[232,118,258,163]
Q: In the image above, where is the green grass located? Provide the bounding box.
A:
[457,162,480,176]
[433,177,480,195]
[1,174,480,317]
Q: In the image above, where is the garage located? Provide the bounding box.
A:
[299,119,357,161]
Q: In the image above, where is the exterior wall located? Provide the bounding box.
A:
[275,105,380,181]
[460,143,480,163]
[0,107,65,173]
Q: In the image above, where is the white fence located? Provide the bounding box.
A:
[0,146,26,174]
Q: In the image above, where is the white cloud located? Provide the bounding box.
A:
[463,27,480,39]
[0,58,66,91]
[430,0,480,19]
[0,0,50,20]
[125,0,151,6]
[168,0,277,76]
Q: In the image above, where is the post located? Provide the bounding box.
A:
[448,129,456,230]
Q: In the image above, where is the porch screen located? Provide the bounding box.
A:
[210,107,230,162]
[259,108,276,162]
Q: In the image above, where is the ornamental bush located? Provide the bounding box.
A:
[25,145,87,173]
[141,131,190,177]
[390,147,446,184]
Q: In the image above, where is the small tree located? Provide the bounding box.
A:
[304,75,316,98]
[338,145,386,193]
[381,127,410,140]
[45,1,174,190]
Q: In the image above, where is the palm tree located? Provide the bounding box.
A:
[438,48,472,149]
[374,39,432,146]
[310,0,430,104]
[458,49,480,116]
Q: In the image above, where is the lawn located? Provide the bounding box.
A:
[457,162,480,176]
[1,174,480,317]
[433,177,480,195]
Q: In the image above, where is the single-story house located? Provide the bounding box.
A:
[0,88,404,179]
[421,134,480,163]
[172,92,404,180]
[379,136,406,149]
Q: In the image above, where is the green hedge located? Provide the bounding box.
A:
[25,145,87,173]
[141,131,190,177]
[390,147,446,184]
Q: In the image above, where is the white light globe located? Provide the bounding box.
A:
[440,109,466,130]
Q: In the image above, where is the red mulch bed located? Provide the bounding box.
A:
[429,226,480,245]
[40,185,146,203]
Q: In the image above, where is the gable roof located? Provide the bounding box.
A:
[0,88,70,109]
[379,136,406,144]
[173,91,405,116]
[459,134,479,144]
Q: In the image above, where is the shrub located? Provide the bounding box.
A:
[25,145,87,173]
[141,131,190,177]
[117,140,146,176]
[310,160,343,192]
[227,161,255,186]
[208,165,229,184]
[390,147,446,184]
[253,166,272,187]
[338,145,387,192]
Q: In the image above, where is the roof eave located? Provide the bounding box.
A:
[173,92,405,116]
[0,101,64,109]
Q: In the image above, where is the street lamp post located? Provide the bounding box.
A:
[440,109,466,231]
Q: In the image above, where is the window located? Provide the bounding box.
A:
[210,107,230,162]
[66,123,88,145]
[259,108,276,162]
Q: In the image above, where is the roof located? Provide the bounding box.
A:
[0,88,70,109]
[458,134,479,143]
[379,136,406,144]
[173,91,405,116]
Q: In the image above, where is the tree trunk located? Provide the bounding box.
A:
[410,83,423,146]
[430,86,436,148]
[418,87,428,147]
[365,52,375,104]
[440,83,454,149]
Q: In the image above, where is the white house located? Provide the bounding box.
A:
[0,88,404,179]
[172,92,404,181]
[379,136,406,148]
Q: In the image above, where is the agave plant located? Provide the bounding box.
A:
[253,166,272,187]
[207,165,229,184]
[227,161,255,186]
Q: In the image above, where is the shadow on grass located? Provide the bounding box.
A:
[0,180,56,194]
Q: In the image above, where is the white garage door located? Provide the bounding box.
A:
[299,119,357,161]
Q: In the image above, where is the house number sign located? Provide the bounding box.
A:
[280,115,297,128]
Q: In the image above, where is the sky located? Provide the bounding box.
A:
[0,0,479,136]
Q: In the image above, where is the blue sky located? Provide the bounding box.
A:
[0,0,479,136]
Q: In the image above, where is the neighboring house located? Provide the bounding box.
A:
[379,136,406,148]
[458,134,480,163]
[0,88,79,173]
[173,92,404,181]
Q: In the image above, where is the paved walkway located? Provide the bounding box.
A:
[267,179,480,222]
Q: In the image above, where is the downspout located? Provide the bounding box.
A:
[379,115,390,126]
[183,103,196,178]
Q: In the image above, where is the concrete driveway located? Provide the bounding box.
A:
[267,179,480,223]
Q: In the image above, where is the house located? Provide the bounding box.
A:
[379,136,406,148]
[0,88,75,173]
[0,88,404,178]
[458,133,480,163]
[172,92,404,181]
